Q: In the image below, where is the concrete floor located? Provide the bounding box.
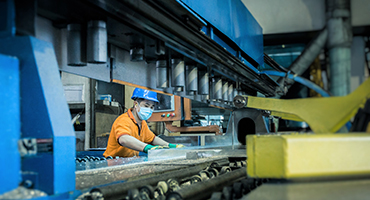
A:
[244,179,370,200]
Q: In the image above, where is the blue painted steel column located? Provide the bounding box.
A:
[0,0,20,195]
[0,36,76,195]
[0,54,20,195]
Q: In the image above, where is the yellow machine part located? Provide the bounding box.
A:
[247,133,370,179]
[245,77,370,133]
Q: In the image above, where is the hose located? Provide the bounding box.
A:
[260,70,330,97]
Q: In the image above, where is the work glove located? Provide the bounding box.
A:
[168,143,185,148]
[143,145,168,153]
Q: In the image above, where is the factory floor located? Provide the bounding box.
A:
[245,178,370,200]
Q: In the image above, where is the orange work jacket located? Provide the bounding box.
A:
[103,108,155,157]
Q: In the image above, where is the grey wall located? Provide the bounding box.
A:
[242,0,326,34]
[242,0,370,34]
[351,0,370,27]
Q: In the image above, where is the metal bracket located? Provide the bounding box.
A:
[164,121,222,135]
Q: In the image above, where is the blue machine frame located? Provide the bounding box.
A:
[0,54,20,195]
[0,0,75,197]
[179,0,264,68]
[0,37,76,195]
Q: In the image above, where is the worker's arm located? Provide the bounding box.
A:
[118,135,149,152]
[151,136,185,148]
[151,136,170,146]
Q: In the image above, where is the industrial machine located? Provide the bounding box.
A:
[1,0,370,199]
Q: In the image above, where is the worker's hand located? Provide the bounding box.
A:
[143,144,156,153]
[143,145,169,153]
[157,145,169,149]
[168,143,185,148]
[175,144,185,148]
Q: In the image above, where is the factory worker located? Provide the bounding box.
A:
[103,88,184,158]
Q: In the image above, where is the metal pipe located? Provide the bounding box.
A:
[186,65,198,95]
[156,59,168,88]
[171,58,185,91]
[67,24,86,66]
[326,0,352,96]
[87,20,107,63]
[84,79,91,150]
[198,70,209,95]
[213,77,222,101]
[233,83,239,99]
[233,89,238,100]
[222,81,228,102]
[228,84,234,102]
[277,28,328,95]
[290,28,328,76]
[166,167,247,200]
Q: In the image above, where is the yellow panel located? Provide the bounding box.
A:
[255,136,285,178]
[246,135,256,176]
[242,77,370,133]
[270,111,304,122]
[247,133,370,179]
[247,135,287,178]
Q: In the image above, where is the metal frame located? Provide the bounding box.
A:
[36,0,279,100]
[0,54,20,195]
[0,29,75,196]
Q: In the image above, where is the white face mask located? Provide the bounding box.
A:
[137,106,153,121]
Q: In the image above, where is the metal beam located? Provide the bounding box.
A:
[36,0,279,98]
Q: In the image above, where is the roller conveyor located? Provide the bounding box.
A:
[75,146,245,188]
[74,146,265,200]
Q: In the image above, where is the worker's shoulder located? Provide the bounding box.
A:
[114,112,130,123]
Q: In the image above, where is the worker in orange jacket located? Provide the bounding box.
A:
[104,88,184,158]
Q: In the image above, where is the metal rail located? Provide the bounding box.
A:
[166,167,247,200]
